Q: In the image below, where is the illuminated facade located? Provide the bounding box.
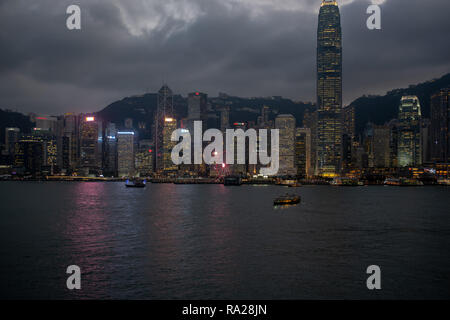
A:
[14,135,44,176]
[162,117,178,173]
[79,115,101,172]
[135,148,153,177]
[317,0,342,176]
[398,96,422,167]
[154,84,174,172]
[117,131,135,177]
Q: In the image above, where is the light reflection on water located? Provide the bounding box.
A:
[0,182,449,299]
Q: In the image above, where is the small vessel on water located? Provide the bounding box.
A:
[437,178,450,186]
[384,177,423,186]
[273,194,301,206]
[288,182,302,188]
[125,179,147,188]
[331,177,363,186]
[276,179,297,186]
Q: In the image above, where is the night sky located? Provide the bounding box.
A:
[0,0,449,114]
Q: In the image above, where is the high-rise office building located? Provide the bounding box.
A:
[343,106,355,141]
[5,128,20,156]
[33,115,58,133]
[430,88,450,163]
[117,131,135,177]
[372,125,391,168]
[295,128,312,178]
[14,135,44,177]
[79,115,102,173]
[220,106,230,132]
[421,118,431,164]
[187,92,208,131]
[342,133,353,170]
[104,123,118,176]
[60,135,70,171]
[398,96,422,167]
[135,139,153,177]
[61,113,79,170]
[162,117,178,173]
[303,108,318,174]
[275,114,296,176]
[154,84,174,173]
[317,0,342,176]
[388,119,400,168]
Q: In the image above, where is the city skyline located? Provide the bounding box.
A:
[0,0,449,114]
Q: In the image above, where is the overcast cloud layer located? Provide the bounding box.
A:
[0,0,449,114]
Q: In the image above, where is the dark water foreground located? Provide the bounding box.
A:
[0,182,449,299]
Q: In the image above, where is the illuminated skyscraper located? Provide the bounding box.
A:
[117,131,135,177]
[79,115,101,173]
[14,135,44,177]
[135,140,153,177]
[303,108,317,173]
[154,84,174,172]
[317,0,342,176]
[398,96,422,167]
[162,117,178,173]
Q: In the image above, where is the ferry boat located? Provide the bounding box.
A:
[331,177,363,186]
[384,178,423,186]
[273,194,301,206]
[437,179,450,186]
[276,179,298,186]
[288,182,302,187]
[125,179,146,188]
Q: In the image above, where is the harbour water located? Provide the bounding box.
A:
[0,182,449,299]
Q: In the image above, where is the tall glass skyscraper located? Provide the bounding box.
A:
[398,96,422,167]
[154,84,174,172]
[316,0,342,177]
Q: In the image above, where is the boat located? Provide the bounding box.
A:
[276,179,297,186]
[125,179,146,188]
[384,178,401,186]
[437,179,450,186]
[273,194,301,206]
[288,182,302,187]
[331,177,362,186]
[384,178,423,186]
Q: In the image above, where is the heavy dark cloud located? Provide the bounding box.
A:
[0,0,449,115]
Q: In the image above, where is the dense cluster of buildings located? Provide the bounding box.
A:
[0,0,449,180]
